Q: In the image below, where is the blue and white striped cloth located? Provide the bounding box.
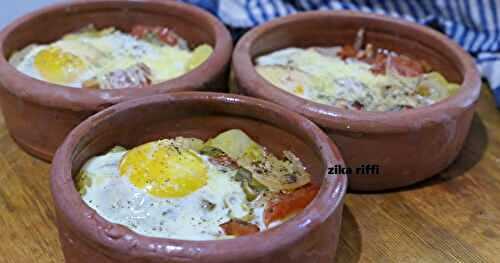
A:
[183,0,500,107]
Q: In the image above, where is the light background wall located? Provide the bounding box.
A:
[0,0,60,29]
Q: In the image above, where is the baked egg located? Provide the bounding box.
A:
[77,130,319,240]
[9,25,213,89]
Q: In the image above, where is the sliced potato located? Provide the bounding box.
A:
[187,44,213,71]
[256,65,316,95]
[283,151,309,176]
[172,137,204,151]
[204,129,310,192]
[204,129,264,161]
[420,72,459,100]
[247,153,310,192]
[63,25,115,40]
[446,83,461,96]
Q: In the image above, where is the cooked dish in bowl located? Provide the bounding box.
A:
[76,129,318,240]
[9,24,213,89]
[0,0,231,162]
[234,11,481,191]
[255,29,459,112]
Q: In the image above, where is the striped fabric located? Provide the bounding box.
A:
[182,0,500,107]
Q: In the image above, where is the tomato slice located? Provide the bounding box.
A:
[130,25,179,46]
[338,45,358,60]
[390,55,425,77]
[264,184,319,225]
[368,53,388,75]
[220,219,260,236]
[130,25,149,38]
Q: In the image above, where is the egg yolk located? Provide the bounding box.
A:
[34,47,86,84]
[119,141,208,198]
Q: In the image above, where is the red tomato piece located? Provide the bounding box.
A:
[130,25,178,46]
[391,55,425,77]
[264,184,319,225]
[369,53,388,75]
[338,45,358,60]
[130,25,149,38]
[220,219,260,236]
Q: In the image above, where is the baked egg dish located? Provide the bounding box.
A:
[255,29,460,112]
[76,129,318,240]
[9,25,213,89]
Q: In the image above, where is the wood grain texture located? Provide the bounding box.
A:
[0,85,498,263]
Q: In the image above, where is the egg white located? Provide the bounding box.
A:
[256,47,441,111]
[79,149,264,241]
[11,29,194,88]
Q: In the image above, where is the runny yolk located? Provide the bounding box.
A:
[34,47,86,84]
[119,140,208,198]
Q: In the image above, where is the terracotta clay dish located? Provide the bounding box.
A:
[233,11,481,191]
[50,92,347,263]
[0,0,232,161]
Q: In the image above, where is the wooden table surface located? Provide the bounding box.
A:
[0,86,498,263]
